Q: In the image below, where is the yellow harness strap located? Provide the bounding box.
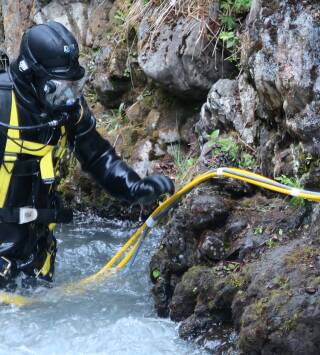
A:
[38,239,56,278]
[0,92,20,207]
[0,91,67,207]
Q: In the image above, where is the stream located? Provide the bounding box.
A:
[0,215,210,355]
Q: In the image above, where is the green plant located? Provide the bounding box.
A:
[208,129,239,162]
[141,88,153,98]
[170,144,198,184]
[275,175,300,188]
[123,66,131,78]
[152,269,161,280]
[266,238,277,248]
[218,0,252,60]
[275,175,306,207]
[85,87,99,104]
[240,152,256,169]
[115,9,126,25]
[254,225,264,235]
[219,31,238,49]
[102,112,121,132]
[102,103,128,132]
[223,262,240,272]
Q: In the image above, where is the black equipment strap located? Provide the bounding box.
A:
[12,159,39,176]
[0,208,73,224]
[0,72,13,164]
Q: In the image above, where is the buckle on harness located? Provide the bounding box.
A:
[19,207,38,224]
[0,256,12,277]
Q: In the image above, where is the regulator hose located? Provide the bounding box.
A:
[0,112,69,131]
[1,167,319,307]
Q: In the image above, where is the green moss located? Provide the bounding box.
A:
[253,298,269,317]
[285,246,317,268]
[272,276,289,289]
[138,86,176,111]
[228,273,247,289]
[298,151,320,176]
[282,312,299,332]
[207,130,258,169]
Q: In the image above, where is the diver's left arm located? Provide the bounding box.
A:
[67,98,174,204]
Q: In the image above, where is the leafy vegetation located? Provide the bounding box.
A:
[101,103,128,133]
[254,225,264,235]
[115,9,127,25]
[275,175,306,207]
[169,144,198,185]
[266,238,278,248]
[218,0,252,60]
[240,152,256,169]
[209,129,239,161]
[152,269,161,280]
[207,129,257,168]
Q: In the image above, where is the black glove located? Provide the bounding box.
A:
[131,175,175,205]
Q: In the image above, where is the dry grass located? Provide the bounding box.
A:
[127,0,221,50]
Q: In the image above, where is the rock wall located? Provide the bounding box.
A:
[197,0,320,183]
[150,0,320,354]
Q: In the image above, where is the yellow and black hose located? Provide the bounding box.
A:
[1,167,319,307]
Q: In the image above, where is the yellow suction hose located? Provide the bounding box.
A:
[1,167,320,307]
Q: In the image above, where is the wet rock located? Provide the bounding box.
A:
[234,239,320,354]
[196,75,258,146]
[238,231,270,260]
[151,274,172,318]
[131,139,153,178]
[179,314,220,340]
[150,189,232,318]
[145,110,160,131]
[126,101,149,124]
[138,16,237,100]
[177,271,241,346]
[225,220,248,240]
[210,178,256,198]
[170,266,207,322]
[198,231,225,262]
[188,194,230,230]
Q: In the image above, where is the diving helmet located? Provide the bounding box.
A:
[14,21,85,112]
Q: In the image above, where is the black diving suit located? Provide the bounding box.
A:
[0,65,172,287]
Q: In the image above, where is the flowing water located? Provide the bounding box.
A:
[0,215,209,355]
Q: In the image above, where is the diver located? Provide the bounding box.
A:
[0,21,174,288]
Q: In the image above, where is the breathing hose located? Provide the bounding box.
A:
[1,167,320,307]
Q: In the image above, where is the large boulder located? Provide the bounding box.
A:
[243,0,320,143]
[235,239,320,354]
[138,15,238,100]
[196,75,258,146]
[33,0,113,47]
[1,0,114,58]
